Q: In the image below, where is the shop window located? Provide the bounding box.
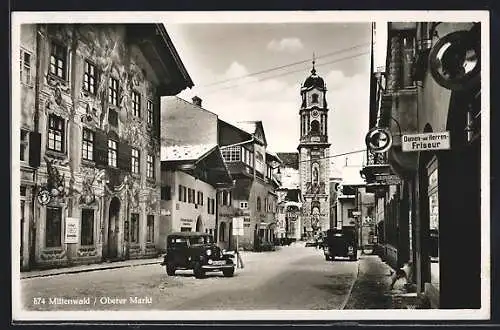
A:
[132,91,141,117]
[20,129,29,161]
[147,215,154,243]
[107,139,117,167]
[181,227,191,232]
[49,42,66,80]
[108,77,119,106]
[83,60,97,95]
[82,128,95,161]
[45,207,62,248]
[81,208,94,246]
[130,213,139,243]
[20,49,31,85]
[47,114,65,153]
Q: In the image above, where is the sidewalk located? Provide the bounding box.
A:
[343,254,425,309]
[20,257,163,280]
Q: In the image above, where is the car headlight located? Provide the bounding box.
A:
[206,249,212,256]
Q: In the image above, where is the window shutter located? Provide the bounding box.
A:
[118,141,131,172]
[94,130,108,168]
[28,131,41,168]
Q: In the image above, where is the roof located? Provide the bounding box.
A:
[161,144,217,162]
[234,121,257,135]
[276,152,299,170]
[266,150,282,164]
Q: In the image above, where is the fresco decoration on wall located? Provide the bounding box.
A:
[44,81,71,116]
[127,177,141,209]
[42,156,68,201]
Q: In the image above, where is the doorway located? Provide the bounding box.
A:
[107,197,120,260]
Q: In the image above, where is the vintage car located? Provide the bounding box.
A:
[161,232,235,279]
[323,227,358,261]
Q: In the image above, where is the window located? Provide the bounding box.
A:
[132,91,141,117]
[108,109,118,127]
[311,93,319,103]
[45,207,62,247]
[47,114,64,152]
[130,213,139,243]
[108,77,119,106]
[82,128,94,161]
[221,146,241,162]
[257,197,261,212]
[146,154,154,179]
[131,148,140,174]
[197,191,204,205]
[49,42,66,79]
[161,186,171,200]
[207,197,215,215]
[147,215,154,243]
[221,191,231,206]
[20,129,29,161]
[147,100,154,126]
[240,201,248,209]
[108,139,117,167]
[20,49,31,85]
[81,209,94,246]
[219,222,226,242]
[83,61,97,94]
[178,185,183,202]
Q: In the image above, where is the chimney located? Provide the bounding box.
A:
[192,96,202,107]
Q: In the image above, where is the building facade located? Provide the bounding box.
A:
[298,63,331,237]
[362,22,482,308]
[218,120,281,251]
[17,24,192,270]
[159,144,233,250]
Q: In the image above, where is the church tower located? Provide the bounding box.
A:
[298,58,331,236]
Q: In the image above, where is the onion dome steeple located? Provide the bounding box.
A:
[303,53,325,90]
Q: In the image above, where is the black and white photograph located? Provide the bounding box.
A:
[11,10,490,321]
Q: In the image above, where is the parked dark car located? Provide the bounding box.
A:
[161,232,235,279]
[323,227,358,261]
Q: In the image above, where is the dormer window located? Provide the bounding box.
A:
[311,93,319,104]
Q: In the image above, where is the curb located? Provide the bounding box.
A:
[21,260,162,280]
[340,253,361,310]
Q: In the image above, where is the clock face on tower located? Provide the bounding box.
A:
[311,110,319,118]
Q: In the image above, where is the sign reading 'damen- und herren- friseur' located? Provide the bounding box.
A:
[402,131,451,152]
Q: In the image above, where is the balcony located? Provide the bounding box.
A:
[361,150,392,185]
[225,161,253,178]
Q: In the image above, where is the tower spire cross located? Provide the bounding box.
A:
[311,52,316,75]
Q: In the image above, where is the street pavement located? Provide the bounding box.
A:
[21,243,359,311]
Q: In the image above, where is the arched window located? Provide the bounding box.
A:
[310,120,320,135]
[219,222,226,242]
[257,197,261,212]
[311,93,319,103]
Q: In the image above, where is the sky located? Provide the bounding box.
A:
[165,22,371,181]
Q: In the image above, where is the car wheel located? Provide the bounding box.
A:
[193,262,205,279]
[223,267,235,277]
[324,255,330,261]
[166,263,176,276]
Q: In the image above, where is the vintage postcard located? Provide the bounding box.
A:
[11,10,490,321]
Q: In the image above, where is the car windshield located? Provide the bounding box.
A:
[189,235,212,245]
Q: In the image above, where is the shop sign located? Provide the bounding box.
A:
[402,131,450,152]
[365,127,392,153]
[37,189,51,206]
[374,174,401,185]
[232,217,244,236]
[181,218,193,227]
[64,217,79,244]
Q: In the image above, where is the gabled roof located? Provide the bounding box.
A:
[161,144,217,162]
[235,121,267,145]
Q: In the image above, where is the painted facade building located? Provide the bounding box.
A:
[17,24,192,270]
[361,22,482,308]
[218,120,281,251]
[298,63,331,236]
